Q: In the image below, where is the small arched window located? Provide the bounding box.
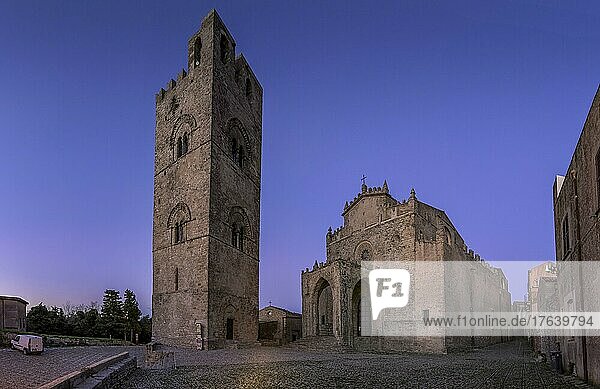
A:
[171,115,196,161]
[231,137,244,169]
[182,133,189,155]
[245,78,253,101]
[176,133,189,159]
[231,222,244,251]
[237,146,244,169]
[169,203,191,245]
[174,267,179,291]
[193,38,202,67]
[176,137,183,159]
[174,221,184,244]
[231,138,238,161]
[562,214,570,256]
[228,119,249,170]
[220,35,230,64]
[229,208,249,252]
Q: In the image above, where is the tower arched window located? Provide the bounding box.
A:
[231,138,238,162]
[231,137,244,169]
[176,133,189,159]
[182,133,189,155]
[231,223,244,251]
[176,137,183,159]
[168,202,191,245]
[237,146,244,169]
[175,267,179,291]
[229,208,249,253]
[174,221,184,244]
[171,114,196,162]
[220,35,230,64]
[193,38,202,68]
[562,214,570,257]
[227,119,249,170]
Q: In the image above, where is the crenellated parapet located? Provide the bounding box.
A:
[342,180,392,215]
[156,69,189,104]
[330,183,418,242]
[326,224,350,243]
[464,247,485,262]
[301,259,329,274]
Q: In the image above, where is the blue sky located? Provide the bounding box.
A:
[0,1,598,314]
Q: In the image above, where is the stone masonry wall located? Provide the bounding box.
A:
[553,85,600,383]
[152,10,262,349]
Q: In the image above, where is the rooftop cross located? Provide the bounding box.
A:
[361,174,367,185]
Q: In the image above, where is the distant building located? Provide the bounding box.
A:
[526,262,560,360]
[512,300,529,312]
[553,85,600,383]
[258,305,302,345]
[0,296,28,332]
[511,300,530,338]
[527,262,557,313]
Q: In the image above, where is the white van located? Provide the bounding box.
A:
[11,335,44,354]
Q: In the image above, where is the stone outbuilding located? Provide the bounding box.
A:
[0,296,28,332]
[258,305,302,345]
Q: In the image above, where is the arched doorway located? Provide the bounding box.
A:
[351,279,371,338]
[352,282,361,337]
[223,304,237,341]
[315,279,333,336]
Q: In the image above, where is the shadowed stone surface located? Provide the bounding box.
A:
[0,346,144,388]
[121,340,592,388]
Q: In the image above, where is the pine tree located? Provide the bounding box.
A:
[123,289,142,342]
[100,289,125,339]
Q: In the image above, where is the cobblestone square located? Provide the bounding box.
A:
[0,346,144,389]
[123,340,591,389]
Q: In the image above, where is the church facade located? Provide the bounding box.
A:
[301,181,511,353]
[152,10,262,349]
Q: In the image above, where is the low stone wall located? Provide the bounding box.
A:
[39,352,133,389]
[0,331,132,348]
[43,335,131,348]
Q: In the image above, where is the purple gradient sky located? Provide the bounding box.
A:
[1,1,598,314]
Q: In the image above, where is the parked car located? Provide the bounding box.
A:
[11,335,44,354]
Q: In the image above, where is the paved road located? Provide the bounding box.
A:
[122,340,591,389]
[0,346,144,389]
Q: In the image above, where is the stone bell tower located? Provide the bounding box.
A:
[152,10,262,349]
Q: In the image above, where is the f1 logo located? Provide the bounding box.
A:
[369,268,411,320]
